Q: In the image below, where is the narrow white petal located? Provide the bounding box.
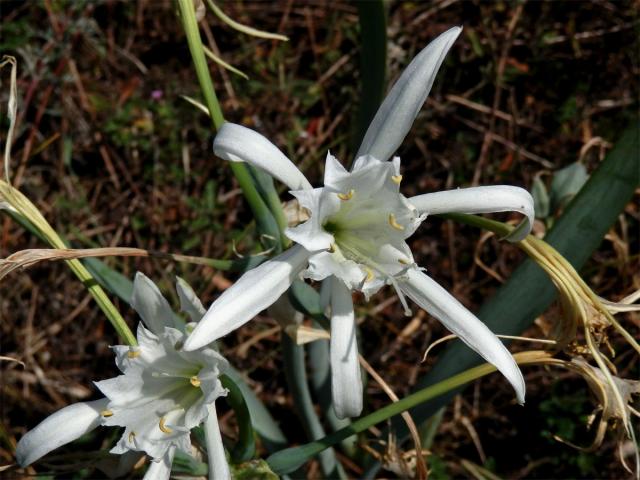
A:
[409,185,534,242]
[131,272,177,335]
[356,27,462,161]
[176,276,206,322]
[400,269,525,403]
[213,122,312,191]
[16,398,108,467]
[183,245,311,351]
[143,445,175,480]
[204,403,231,480]
[323,151,349,188]
[329,278,363,419]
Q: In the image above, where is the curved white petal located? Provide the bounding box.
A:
[409,185,534,242]
[183,245,311,351]
[400,269,525,404]
[356,26,462,161]
[213,122,313,191]
[131,272,177,335]
[176,276,206,322]
[16,398,109,467]
[329,277,363,419]
[143,445,175,480]
[204,403,231,480]
[305,251,365,290]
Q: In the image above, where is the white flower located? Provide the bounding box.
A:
[16,273,231,480]
[184,26,533,418]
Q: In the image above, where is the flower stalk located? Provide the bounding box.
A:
[176,0,284,246]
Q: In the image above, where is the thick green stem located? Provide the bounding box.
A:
[281,334,346,479]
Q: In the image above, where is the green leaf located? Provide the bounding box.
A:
[550,161,589,212]
[231,459,280,480]
[353,0,387,153]
[531,175,550,219]
[172,450,209,475]
[388,121,639,446]
[220,374,256,463]
[281,333,346,478]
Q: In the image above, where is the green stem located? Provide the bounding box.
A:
[177,0,282,245]
[6,208,137,346]
[281,334,346,479]
[267,360,500,475]
[436,212,513,237]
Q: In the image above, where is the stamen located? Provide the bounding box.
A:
[190,376,201,387]
[159,417,173,434]
[127,349,140,359]
[337,189,354,201]
[391,174,403,185]
[329,243,336,253]
[365,267,375,282]
[388,214,405,231]
[388,276,413,317]
[128,431,136,443]
[398,258,410,265]
[100,410,114,417]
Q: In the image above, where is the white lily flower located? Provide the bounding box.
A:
[186,26,532,415]
[16,273,232,480]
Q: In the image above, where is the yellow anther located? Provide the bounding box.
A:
[337,189,354,201]
[398,258,410,265]
[388,214,405,231]
[391,175,403,185]
[190,376,201,387]
[329,243,336,253]
[100,410,114,418]
[159,417,173,434]
[127,349,141,359]
[128,431,136,443]
[365,268,375,282]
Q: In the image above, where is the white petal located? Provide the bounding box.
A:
[329,278,363,419]
[305,251,365,290]
[356,27,462,161]
[16,398,108,467]
[131,272,177,335]
[400,269,525,403]
[285,188,338,251]
[213,122,312,191]
[409,185,534,242]
[143,445,175,480]
[204,403,231,480]
[323,151,349,188]
[176,276,206,322]
[183,245,311,351]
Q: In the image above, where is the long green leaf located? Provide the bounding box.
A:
[282,332,346,479]
[220,374,256,462]
[353,0,387,152]
[267,359,506,475]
